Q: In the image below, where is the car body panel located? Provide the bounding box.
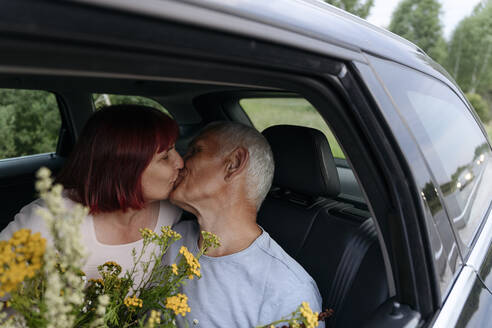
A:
[76,0,460,90]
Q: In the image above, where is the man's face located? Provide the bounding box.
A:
[170,131,226,207]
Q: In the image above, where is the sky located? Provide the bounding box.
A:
[366,0,483,40]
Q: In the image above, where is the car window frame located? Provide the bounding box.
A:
[0,88,68,162]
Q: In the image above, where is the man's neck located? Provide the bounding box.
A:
[196,205,261,257]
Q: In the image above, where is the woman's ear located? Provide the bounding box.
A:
[224,147,249,182]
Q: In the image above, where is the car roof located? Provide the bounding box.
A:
[76,0,453,82]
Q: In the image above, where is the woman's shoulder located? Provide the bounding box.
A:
[0,194,88,242]
[0,198,50,241]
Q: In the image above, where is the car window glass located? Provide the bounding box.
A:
[372,59,492,252]
[0,89,61,160]
[92,94,170,115]
[240,98,345,158]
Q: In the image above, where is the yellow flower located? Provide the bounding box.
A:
[299,302,319,328]
[171,263,179,275]
[161,226,182,240]
[165,293,190,316]
[147,310,161,328]
[201,231,221,250]
[0,229,46,296]
[140,228,157,240]
[179,246,201,279]
[124,295,143,309]
[98,261,122,277]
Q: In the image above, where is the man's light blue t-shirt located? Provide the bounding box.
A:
[164,220,325,328]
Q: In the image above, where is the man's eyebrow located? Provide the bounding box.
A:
[188,139,201,149]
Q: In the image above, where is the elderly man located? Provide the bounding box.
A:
[167,122,324,327]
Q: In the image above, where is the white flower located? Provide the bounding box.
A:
[34,168,89,328]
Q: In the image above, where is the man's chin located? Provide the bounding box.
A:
[169,189,196,214]
[169,185,185,205]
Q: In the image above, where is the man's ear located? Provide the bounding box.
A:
[224,147,249,182]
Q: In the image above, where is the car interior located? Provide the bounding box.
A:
[0,74,391,328]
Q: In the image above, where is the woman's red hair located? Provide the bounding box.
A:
[56,104,178,214]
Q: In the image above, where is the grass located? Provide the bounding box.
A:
[240,98,345,159]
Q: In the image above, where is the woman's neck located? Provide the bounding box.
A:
[92,201,160,245]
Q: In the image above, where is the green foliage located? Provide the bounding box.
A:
[0,89,60,159]
[389,0,447,64]
[323,0,374,18]
[466,92,490,123]
[445,1,492,94]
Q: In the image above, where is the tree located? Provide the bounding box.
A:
[323,0,374,19]
[466,93,490,123]
[389,0,447,64]
[446,1,492,95]
[0,89,60,159]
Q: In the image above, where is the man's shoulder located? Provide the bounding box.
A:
[256,231,323,326]
[257,231,317,287]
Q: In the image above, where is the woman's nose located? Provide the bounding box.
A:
[174,151,184,169]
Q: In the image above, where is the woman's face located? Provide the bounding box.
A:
[140,145,184,202]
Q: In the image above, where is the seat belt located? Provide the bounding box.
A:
[325,218,377,327]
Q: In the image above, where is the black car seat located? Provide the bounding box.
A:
[258,125,388,328]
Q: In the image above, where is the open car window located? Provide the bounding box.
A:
[0,88,61,160]
[240,98,345,159]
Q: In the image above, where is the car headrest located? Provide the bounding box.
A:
[263,125,340,198]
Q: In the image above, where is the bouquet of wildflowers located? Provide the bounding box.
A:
[0,168,220,328]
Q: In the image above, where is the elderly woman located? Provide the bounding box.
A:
[0,104,184,281]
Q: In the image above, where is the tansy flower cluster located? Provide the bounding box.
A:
[201,230,221,251]
[161,226,182,240]
[179,246,201,279]
[171,263,179,275]
[165,293,191,316]
[299,302,319,328]
[124,295,143,309]
[0,228,46,296]
[98,261,122,277]
[147,309,161,328]
[140,228,157,240]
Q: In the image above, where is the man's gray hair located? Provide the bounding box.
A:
[200,122,274,211]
